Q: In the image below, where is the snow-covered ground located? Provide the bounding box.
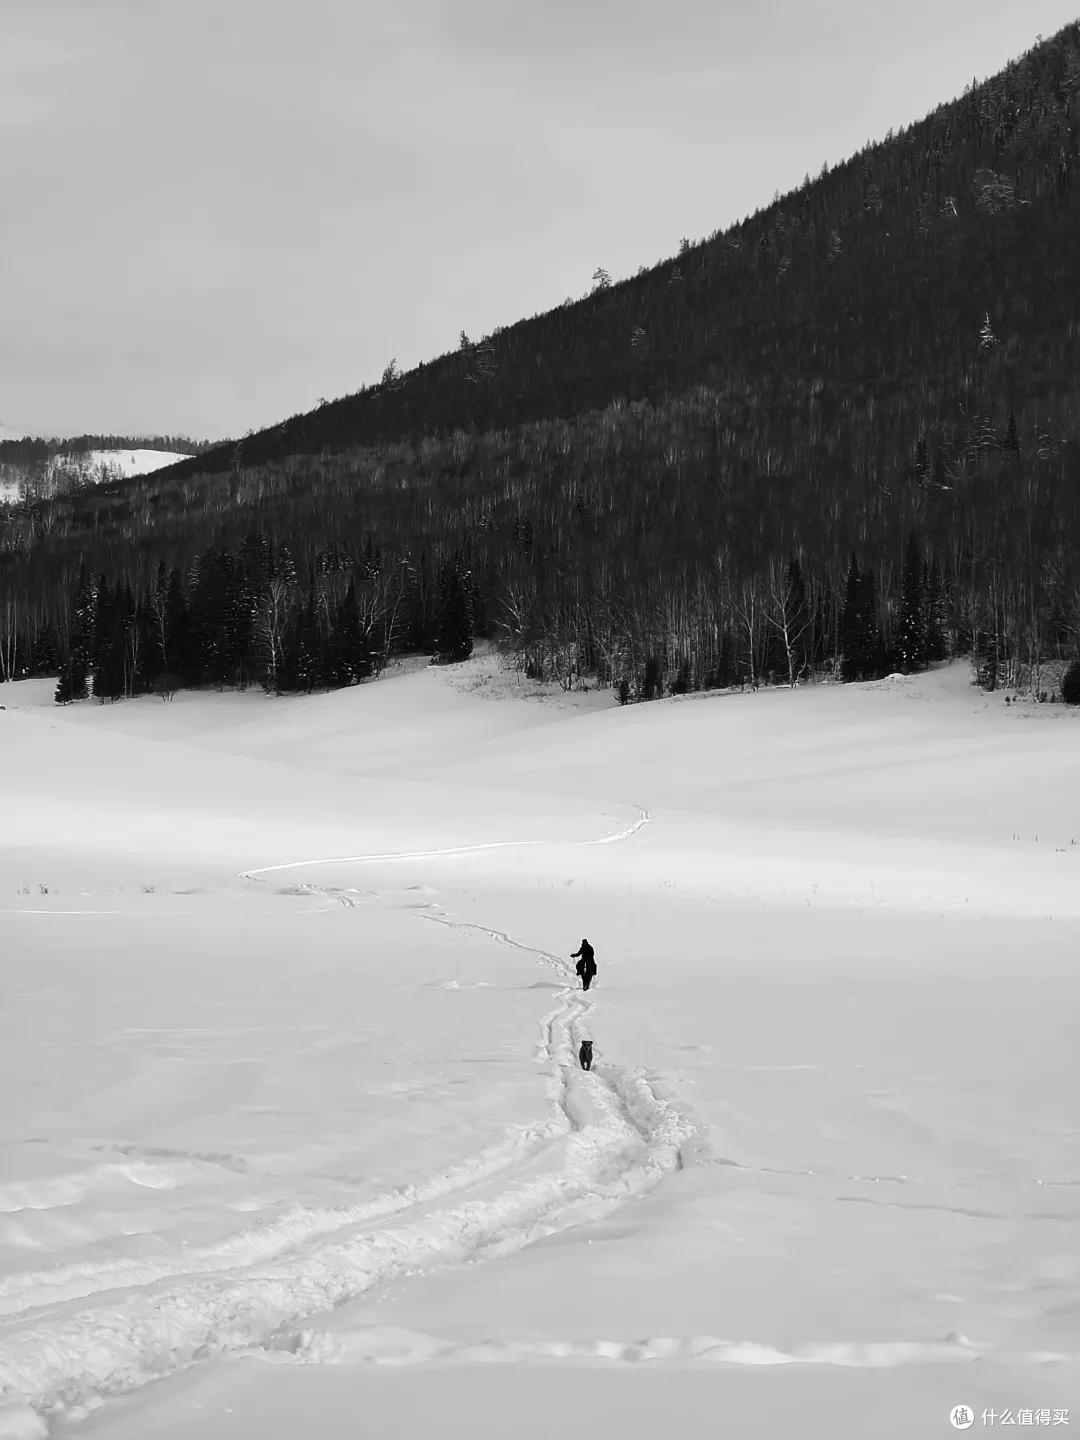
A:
[0,655,1077,1439]
[50,450,191,483]
[0,451,190,506]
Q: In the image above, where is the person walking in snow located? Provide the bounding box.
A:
[571,938,597,991]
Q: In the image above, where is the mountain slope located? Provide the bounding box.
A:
[149,22,1080,478]
[2,24,1079,698]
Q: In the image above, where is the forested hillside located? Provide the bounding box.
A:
[3,24,1080,702]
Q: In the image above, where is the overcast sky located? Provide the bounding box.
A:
[3,1,1077,442]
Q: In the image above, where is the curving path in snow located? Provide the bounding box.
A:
[0,804,702,1433]
[237,801,651,886]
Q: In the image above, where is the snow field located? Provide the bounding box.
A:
[0,905,692,1423]
[1,655,1078,1437]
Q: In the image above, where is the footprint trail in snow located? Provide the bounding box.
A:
[0,804,699,1433]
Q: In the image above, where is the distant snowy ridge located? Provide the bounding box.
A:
[0,449,190,506]
[51,449,191,481]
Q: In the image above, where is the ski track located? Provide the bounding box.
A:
[267,1322,1071,1369]
[238,801,651,885]
[0,804,711,1434]
[0,808,650,920]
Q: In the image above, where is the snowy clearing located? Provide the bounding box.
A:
[52,450,191,481]
[0,655,1077,1438]
[0,452,190,507]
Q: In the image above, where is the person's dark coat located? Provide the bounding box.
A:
[570,939,594,967]
[571,939,596,988]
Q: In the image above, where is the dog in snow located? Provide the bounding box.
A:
[578,1039,594,1071]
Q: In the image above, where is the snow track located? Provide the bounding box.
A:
[271,1323,1066,1368]
[0,805,701,1433]
[238,802,651,885]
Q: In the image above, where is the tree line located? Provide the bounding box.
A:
[2,384,1077,703]
[50,544,477,703]
[27,489,1074,710]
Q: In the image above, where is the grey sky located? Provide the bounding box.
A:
[2,0,1076,441]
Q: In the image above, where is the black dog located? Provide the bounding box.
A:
[578,1039,594,1071]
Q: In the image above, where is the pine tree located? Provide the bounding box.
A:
[32,624,59,678]
[975,624,1000,691]
[840,555,881,682]
[54,668,74,704]
[924,559,948,662]
[239,531,272,595]
[293,583,324,692]
[58,563,95,703]
[136,596,163,691]
[858,566,883,678]
[279,608,301,693]
[147,561,169,676]
[90,574,108,699]
[336,578,371,683]
[641,655,663,700]
[839,555,863,682]
[185,548,251,689]
[92,575,123,701]
[182,556,212,685]
[237,532,272,688]
[434,560,474,663]
[164,568,189,685]
[896,532,926,672]
[110,582,136,697]
[913,434,929,483]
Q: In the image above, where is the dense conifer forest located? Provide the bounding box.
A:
[3,25,1080,703]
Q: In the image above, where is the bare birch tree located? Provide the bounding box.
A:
[763,557,812,688]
